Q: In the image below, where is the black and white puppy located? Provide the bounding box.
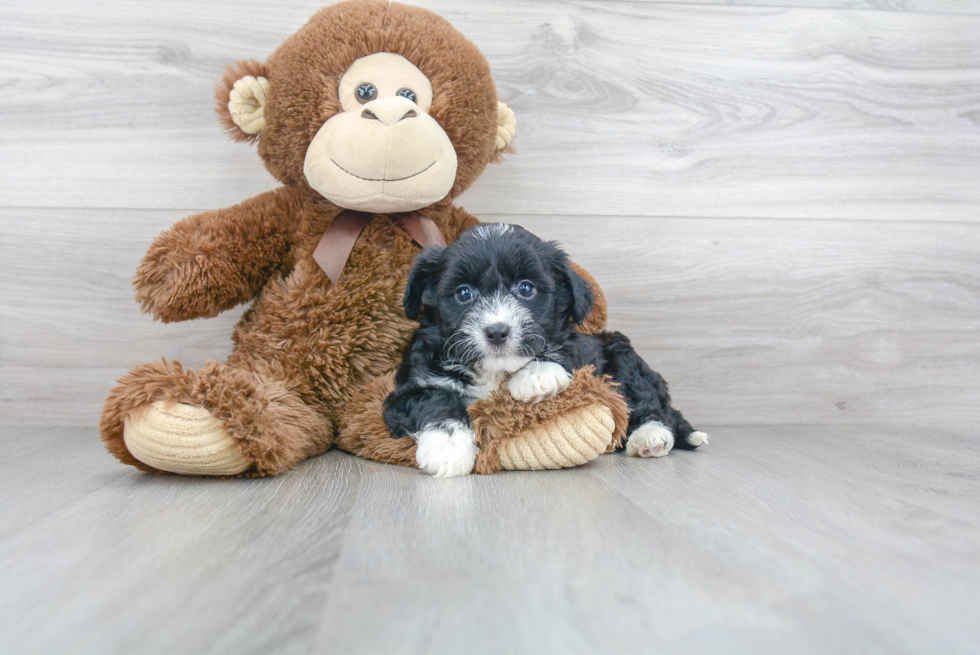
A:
[384,223,708,476]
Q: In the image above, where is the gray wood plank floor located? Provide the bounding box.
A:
[1,425,977,655]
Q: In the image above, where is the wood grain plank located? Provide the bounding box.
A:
[0,427,129,541]
[3,208,978,426]
[643,0,980,15]
[584,424,980,655]
[2,426,977,655]
[521,213,980,425]
[1,1,978,220]
[0,426,362,655]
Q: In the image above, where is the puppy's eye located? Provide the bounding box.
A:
[516,280,536,299]
[455,285,475,303]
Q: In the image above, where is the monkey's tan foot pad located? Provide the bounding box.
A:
[470,366,629,474]
[123,401,251,476]
[498,404,616,470]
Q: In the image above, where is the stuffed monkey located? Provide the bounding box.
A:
[100,0,628,477]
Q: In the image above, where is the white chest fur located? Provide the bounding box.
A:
[466,367,513,401]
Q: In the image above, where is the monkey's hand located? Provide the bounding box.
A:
[134,188,297,322]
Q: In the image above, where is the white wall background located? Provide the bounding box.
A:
[2,0,978,426]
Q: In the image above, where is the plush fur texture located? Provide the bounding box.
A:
[470,367,629,474]
[102,359,328,477]
[101,0,620,476]
[215,0,500,202]
[383,224,704,474]
[336,366,629,475]
[215,59,269,144]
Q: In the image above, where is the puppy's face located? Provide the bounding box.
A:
[404,224,594,374]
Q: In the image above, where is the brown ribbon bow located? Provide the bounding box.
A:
[313,210,448,285]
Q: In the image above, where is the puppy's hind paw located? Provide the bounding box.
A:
[686,430,709,448]
[415,420,478,477]
[626,421,675,458]
[507,361,571,403]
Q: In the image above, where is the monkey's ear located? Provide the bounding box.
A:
[494,101,517,152]
[215,59,270,143]
[403,246,445,321]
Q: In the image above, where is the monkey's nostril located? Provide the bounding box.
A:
[401,109,418,120]
[361,108,379,120]
[485,323,510,346]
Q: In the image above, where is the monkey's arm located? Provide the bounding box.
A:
[134,188,299,323]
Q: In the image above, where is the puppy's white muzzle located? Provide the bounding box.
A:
[461,292,533,373]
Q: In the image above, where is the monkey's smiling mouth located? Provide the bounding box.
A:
[332,159,436,183]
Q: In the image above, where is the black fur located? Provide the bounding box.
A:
[384,223,703,452]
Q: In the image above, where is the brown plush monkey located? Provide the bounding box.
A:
[100,0,628,477]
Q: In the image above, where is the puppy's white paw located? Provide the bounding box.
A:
[415,420,478,477]
[626,421,675,458]
[687,430,709,447]
[507,361,571,403]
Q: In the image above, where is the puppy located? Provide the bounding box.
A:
[384,223,708,476]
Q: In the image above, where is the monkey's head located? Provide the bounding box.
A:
[215,0,516,213]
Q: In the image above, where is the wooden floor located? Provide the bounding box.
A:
[2,1,979,653]
[1,424,977,654]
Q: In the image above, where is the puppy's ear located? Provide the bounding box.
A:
[403,246,444,320]
[556,259,595,326]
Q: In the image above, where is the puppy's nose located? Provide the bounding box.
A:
[485,323,510,346]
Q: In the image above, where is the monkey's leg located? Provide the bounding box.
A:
[101,359,331,477]
[336,366,629,474]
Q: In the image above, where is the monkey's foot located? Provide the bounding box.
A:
[497,404,615,470]
[123,401,251,476]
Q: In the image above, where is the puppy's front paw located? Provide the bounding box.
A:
[507,361,571,403]
[626,421,675,458]
[415,420,478,477]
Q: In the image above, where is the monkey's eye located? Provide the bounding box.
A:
[516,281,536,299]
[356,83,377,104]
[396,88,417,103]
[455,285,476,303]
